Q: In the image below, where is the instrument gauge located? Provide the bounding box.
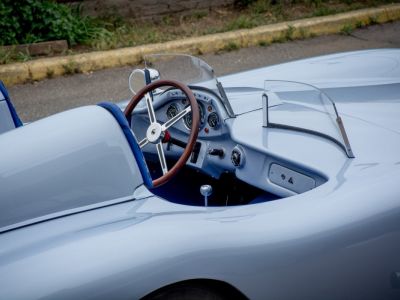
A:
[184,104,204,129]
[166,103,179,119]
[207,112,219,128]
[183,112,192,129]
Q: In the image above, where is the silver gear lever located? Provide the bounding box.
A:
[200,185,212,207]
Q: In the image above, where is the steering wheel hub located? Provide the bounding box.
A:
[146,123,163,144]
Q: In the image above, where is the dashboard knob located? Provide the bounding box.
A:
[231,146,245,167]
[208,148,224,157]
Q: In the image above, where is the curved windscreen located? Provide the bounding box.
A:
[145,54,215,86]
[143,54,235,117]
[264,80,354,158]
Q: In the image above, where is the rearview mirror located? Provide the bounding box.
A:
[128,68,160,95]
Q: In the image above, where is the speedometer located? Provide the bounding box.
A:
[184,104,204,129]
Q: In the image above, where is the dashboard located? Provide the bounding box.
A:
[153,88,228,139]
[131,87,328,198]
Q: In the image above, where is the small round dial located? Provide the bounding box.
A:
[166,103,179,119]
[207,112,219,128]
[184,104,204,129]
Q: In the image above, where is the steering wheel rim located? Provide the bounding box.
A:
[124,79,200,188]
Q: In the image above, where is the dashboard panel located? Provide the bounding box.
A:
[154,89,227,139]
[131,87,327,198]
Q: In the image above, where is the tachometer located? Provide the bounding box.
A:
[166,103,179,119]
[207,112,219,128]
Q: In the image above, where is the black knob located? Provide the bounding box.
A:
[231,146,245,167]
[208,148,224,157]
[231,149,241,167]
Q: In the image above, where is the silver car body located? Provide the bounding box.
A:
[0,49,400,299]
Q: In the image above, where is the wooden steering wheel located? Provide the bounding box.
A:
[124,80,200,188]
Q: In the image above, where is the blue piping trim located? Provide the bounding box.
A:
[0,80,23,127]
[97,102,153,188]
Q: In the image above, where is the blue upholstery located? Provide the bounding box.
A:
[0,80,23,127]
[97,102,153,188]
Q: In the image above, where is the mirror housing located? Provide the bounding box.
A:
[129,68,160,95]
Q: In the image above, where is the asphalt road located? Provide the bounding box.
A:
[7,21,400,122]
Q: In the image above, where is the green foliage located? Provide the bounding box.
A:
[0,48,13,64]
[369,15,379,25]
[298,27,311,39]
[217,42,240,53]
[0,1,19,46]
[0,0,396,64]
[0,0,108,46]
[0,46,32,64]
[313,6,338,16]
[285,25,295,40]
[226,15,260,30]
[340,24,354,35]
[62,60,80,75]
[224,42,239,51]
[258,40,269,46]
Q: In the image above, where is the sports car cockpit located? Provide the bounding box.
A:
[122,54,354,207]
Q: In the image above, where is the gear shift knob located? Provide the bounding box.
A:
[200,185,212,207]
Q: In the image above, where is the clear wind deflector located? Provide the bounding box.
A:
[263,80,354,158]
[144,54,235,117]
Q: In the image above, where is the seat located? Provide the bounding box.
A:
[97,102,153,188]
[0,80,23,134]
[0,104,150,229]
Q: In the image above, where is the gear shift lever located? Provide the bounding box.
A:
[200,185,212,207]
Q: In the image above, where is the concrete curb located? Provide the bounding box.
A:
[1,4,400,86]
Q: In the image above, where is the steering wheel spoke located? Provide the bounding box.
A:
[156,142,168,175]
[139,137,149,148]
[161,106,191,131]
[145,93,157,124]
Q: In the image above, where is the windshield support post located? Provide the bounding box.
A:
[336,115,355,158]
[262,93,269,127]
[216,80,235,118]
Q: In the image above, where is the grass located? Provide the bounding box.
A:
[220,42,240,52]
[258,40,269,47]
[46,68,54,78]
[340,24,354,35]
[84,0,397,52]
[0,47,32,64]
[0,48,12,64]
[298,27,314,39]
[285,25,295,41]
[62,60,80,75]
[0,0,398,64]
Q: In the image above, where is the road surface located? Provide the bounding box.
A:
[7,21,400,122]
